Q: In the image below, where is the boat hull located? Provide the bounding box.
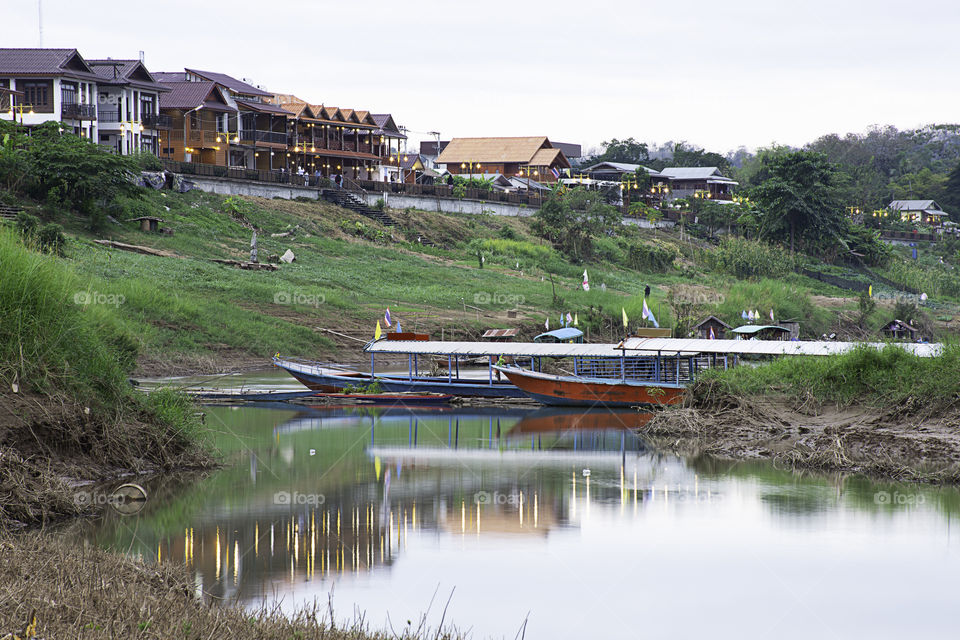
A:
[495,367,685,407]
[274,358,525,398]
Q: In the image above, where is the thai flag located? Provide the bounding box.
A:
[384,308,392,327]
[551,167,560,179]
[709,326,716,340]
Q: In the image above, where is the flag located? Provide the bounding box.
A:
[868,285,873,297]
[742,310,749,320]
[545,317,550,330]
[551,166,560,178]
[769,309,775,322]
[566,312,573,325]
[396,321,402,333]
[384,308,392,327]
[516,261,520,270]
[642,298,660,328]
[747,310,754,321]
[709,326,716,340]
[582,270,590,291]
[574,313,579,326]
[754,310,760,323]
[622,307,628,328]
[374,320,382,340]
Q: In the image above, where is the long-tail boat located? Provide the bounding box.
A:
[494,366,685,407]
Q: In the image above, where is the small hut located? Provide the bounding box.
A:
[731,324,791,341]
[881,319,919,342]
[693,315,731,340]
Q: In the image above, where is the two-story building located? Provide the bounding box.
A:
[87,59,169,156]
[0,48,100,139]
[157,78,237,166]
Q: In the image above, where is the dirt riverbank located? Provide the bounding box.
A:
[641,393,960,483]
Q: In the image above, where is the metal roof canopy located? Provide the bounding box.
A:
[619,337,943,358]
[365,340,625,358]
[365,338,944,358]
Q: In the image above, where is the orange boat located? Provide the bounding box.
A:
[494,366,685,407]
[510,409,654,433]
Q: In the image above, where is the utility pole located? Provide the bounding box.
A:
[38,0,43,47]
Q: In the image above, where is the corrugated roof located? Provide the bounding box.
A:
[482,328,519,338]
[365,340,624,358]
[620,337,943,358]
[888,199,939,211]
[535,328,584,341]
[366,338,943,358]
[731,325,788,334]
[437,136,550,164]
[659,167,724,180]
[185,68,271,97]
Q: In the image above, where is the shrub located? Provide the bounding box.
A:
[705,237,798,279]
[624,240,676,272]
[36,223,66,256]
[497,224,518,240]
[374,198,386,211]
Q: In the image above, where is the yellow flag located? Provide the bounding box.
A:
[375,320,382,340]
[573,313,579,326]
[375,456,382,481]
[622,307,628,328]
[868,285,872,297]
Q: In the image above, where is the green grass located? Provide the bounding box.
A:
[697,343,960,409]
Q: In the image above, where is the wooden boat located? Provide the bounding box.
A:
[494,366,685,407]
[312,392,452,405]
[273,357,526,399]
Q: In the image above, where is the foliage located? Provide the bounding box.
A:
[130,150,162,171]
[704,237,799,279]
[587,137,649,165]
[752,151,844,253]
[857,290,875,329]
[1,122,140,217]
[697,344,960,410]
[531,187,623,262]
[622,240,676,272]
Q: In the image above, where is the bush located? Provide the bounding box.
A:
[705,237,798,279]
[374,198,386,211]
[130,150,162,171]
[624,240,676,272]
[497,224,518,240]
[36,223,65,256]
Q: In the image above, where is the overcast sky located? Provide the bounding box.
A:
[7,0,960,154]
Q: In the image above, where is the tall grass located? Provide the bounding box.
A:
[715,279,834,336]
[698,344,960,409]
[0,226,132,408]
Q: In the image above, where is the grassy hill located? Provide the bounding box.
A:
[7,187,959,376]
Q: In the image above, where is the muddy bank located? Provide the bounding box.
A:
[641,393,960,483]
[0,389,213,528]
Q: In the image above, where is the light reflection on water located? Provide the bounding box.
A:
[82,401,960,640]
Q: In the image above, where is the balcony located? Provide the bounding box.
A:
[256,130,288,145]
[61,103,97,120]
[142,113,172,129]
[98,108,120,122]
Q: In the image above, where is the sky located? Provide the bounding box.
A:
[7,0,960,155]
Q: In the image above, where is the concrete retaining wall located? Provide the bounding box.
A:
[358,191,535,217]
[187,176,322,200]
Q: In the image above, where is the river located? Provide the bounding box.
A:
[81,372,960,639]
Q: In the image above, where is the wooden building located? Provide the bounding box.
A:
[436,137,571,182]
[158,80,236,166]
[693,315,731,340]
[731,324,791,341]
[272,95,391,180]
[887,200,950,227]
[881,319,920,341]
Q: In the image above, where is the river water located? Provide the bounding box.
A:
[82,372,960,639]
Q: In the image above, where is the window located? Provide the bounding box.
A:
[140,94,155,117]
[61,82,77,105]
[20,80,52,112]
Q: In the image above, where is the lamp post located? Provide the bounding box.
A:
[460,161,481,180]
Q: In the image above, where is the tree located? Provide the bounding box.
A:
[940,160,960,222]
[532,188,623,262]
[752,151,843,252]
[591,137,649,165]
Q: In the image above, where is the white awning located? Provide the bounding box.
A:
[619,337,942,358]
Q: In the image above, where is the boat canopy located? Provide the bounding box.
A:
[364,338,943,358]
[365,340,623,357]
[534,328,584,343]
[619,337,942,358]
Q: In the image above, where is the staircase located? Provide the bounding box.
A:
[321,187,436,247]
[0,204,24,222]
[322,188,398,227]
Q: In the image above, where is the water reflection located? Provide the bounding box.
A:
[78,402,960,639]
